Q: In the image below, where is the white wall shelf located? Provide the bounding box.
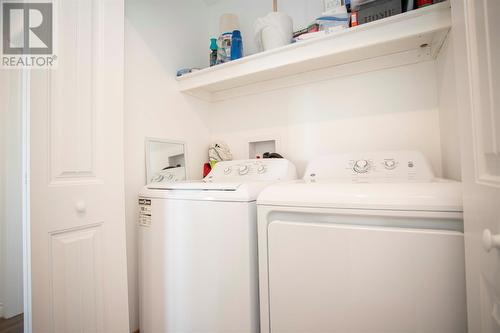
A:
[177,1,451,102]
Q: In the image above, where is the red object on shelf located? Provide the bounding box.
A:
[417,0,432,7]
[203,163,211,178]
[351,12,358,27]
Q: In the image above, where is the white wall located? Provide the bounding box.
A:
[124,1,211,330]
[202,0,455,179]
[0,70,24,319]
[436,34,462,180]
[208,61,444,177]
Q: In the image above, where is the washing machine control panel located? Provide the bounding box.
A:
[305,151,434,183]
[205,159,297,182]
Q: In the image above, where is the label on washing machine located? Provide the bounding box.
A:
[138,198,152,227]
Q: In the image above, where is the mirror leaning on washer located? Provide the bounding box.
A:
[145,138,187,184]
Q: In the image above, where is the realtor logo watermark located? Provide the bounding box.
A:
[1,0,57,68]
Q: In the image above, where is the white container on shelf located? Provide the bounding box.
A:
[254,12,293,52]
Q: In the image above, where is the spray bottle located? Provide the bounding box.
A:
[209,38,218,67]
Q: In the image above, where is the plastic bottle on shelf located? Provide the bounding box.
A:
[217,13,239,64]
[209,38,218,66]
[217,32,232,64]
[230,30,243,61]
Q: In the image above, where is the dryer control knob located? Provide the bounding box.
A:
[384,159,397,170]
[224,167,232,175]
[353,159,370,173]
[239,165,249,175]
[257,165,266,174]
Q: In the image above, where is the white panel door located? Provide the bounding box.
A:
[452,0,500,331]
[30,0,130,331]
[267,221,466,333]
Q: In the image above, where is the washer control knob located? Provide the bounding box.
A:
[239,165,249,175]
[224,167,232,175]
[383,159,397,170]
[166,174,174,180]
[353,159,370,173]
[257,165,266,174]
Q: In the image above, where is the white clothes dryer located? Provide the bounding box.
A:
[257,151,467,333]
[138,159,296,333]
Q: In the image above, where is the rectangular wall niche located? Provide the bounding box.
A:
[249,140,277,159]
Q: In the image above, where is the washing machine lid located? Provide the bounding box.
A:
[257,180,463,212]
[141,181,280,202]
[147,182,241,191]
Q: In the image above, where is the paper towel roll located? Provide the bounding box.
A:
[254,12,293,52]
[220,13,239,34]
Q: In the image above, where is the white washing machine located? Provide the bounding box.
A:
[138,159,297,333]
[257,151,467,333]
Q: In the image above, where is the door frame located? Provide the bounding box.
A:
[21,69,31,332]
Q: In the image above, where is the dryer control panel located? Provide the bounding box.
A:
[205,159,297,182]
[304,151,434,183]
